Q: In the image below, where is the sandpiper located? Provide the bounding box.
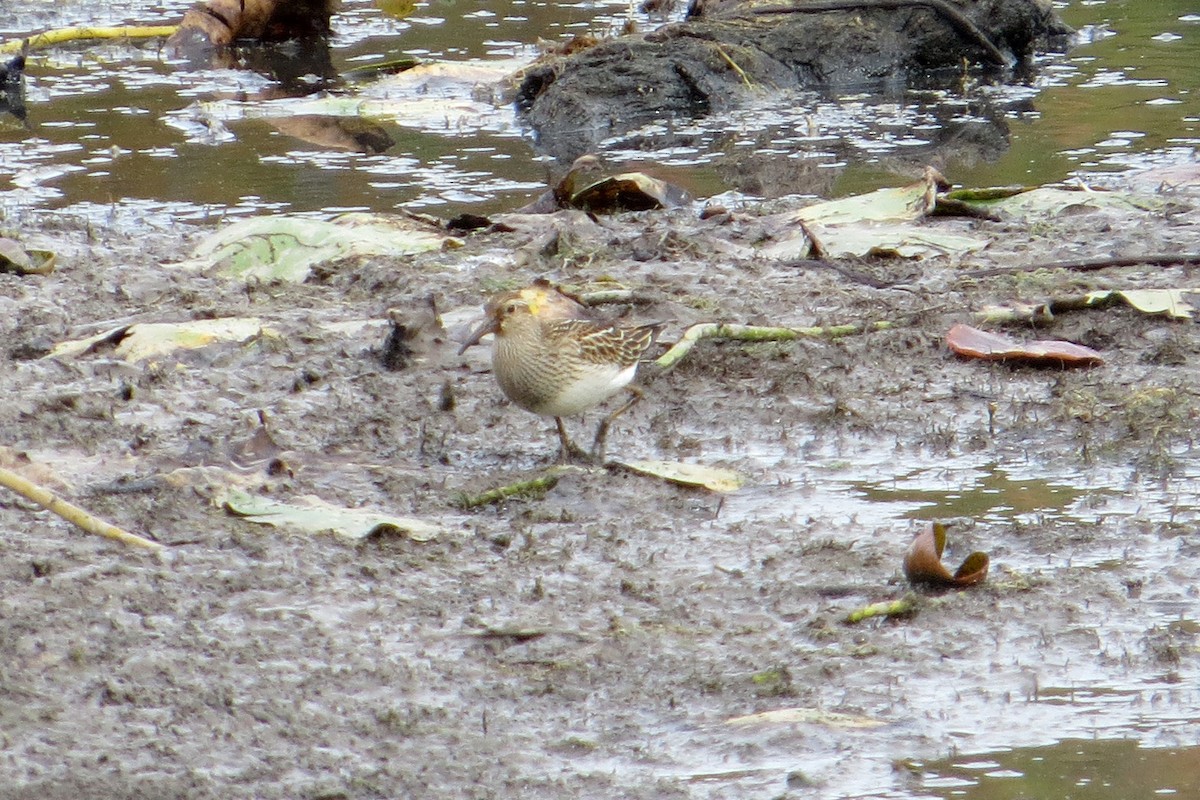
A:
[459,282,661,463]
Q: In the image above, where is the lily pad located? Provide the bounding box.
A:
[959,186,1163,220]
[614,460,743,492]
[791,170,944,225]
[47,318,275,362]
[173,212,460,282]
[224,490,441,541]
[1086,288,1199,320]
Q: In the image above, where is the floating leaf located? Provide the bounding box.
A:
[725,708,885,728]
[614,460,743,492]
[903,522,989,588]
[946,323,1103,367]
[224,490,440,541]
[172,213,459,282]
[47,318,275,362]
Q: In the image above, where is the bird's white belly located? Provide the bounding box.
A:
[535,363,637,417]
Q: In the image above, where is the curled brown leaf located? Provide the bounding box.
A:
[903,522,989,588]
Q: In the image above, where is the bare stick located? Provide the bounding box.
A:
[965,253,1200,280]
[654,321,893,370]
[0,466,163,551]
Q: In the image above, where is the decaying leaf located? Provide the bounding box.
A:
[792,167,947,226]
[903,522,989,588]
[47,318,275,362]
[946,323,1103,367]
[0,238,55,275]
[171,212,460,282]
[1086,289,1199,320]
[949,186,1164,220]
[761,168,989,260]
[614,460,744,493]
[224,489,441,541]
[725,708,885,728]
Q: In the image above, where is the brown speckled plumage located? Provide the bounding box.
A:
[460,283,662,461]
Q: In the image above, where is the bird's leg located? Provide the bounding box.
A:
[555,417,592,464]
[591,386,644,464]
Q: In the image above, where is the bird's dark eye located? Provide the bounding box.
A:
[505,302,518,314]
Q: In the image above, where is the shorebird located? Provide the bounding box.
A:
[460,281,661,463]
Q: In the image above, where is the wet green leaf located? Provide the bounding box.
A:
[173,213,460,282]
[963,186,1164,219]
[1086,289,1198,319]
[47,318,275,362]
[614,460,743,492]
[791,173,941,225]
[224,490,440,541]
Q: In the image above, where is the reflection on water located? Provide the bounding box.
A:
[0,0,1197,218]
[916,738,1200,799]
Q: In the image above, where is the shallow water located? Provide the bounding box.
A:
[1,0,1198,220]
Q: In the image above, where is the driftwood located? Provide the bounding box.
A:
[514,0,1073,162]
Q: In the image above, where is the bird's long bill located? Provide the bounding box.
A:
[458,315,499,355]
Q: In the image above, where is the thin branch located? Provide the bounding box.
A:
[965,253,1200,280]
[0,466,163,551]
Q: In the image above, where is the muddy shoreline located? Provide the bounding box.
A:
[2,168,1200,797]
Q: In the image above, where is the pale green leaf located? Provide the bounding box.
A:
[791,178,936,225]
[224,490,441,541]
[1093,289,1197,319]
[172,213,460,283]
[985,187,1165,219]
[47,318,275,362]
[616,460,744,493]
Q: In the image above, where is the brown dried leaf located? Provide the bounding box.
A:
[903,522,989,588]
[946,323,1103,367]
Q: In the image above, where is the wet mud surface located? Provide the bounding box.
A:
[3,170,1200,797]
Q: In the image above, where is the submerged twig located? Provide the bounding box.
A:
[655,320,893,370]
[0,26,179,55]
[0,466,163,551]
